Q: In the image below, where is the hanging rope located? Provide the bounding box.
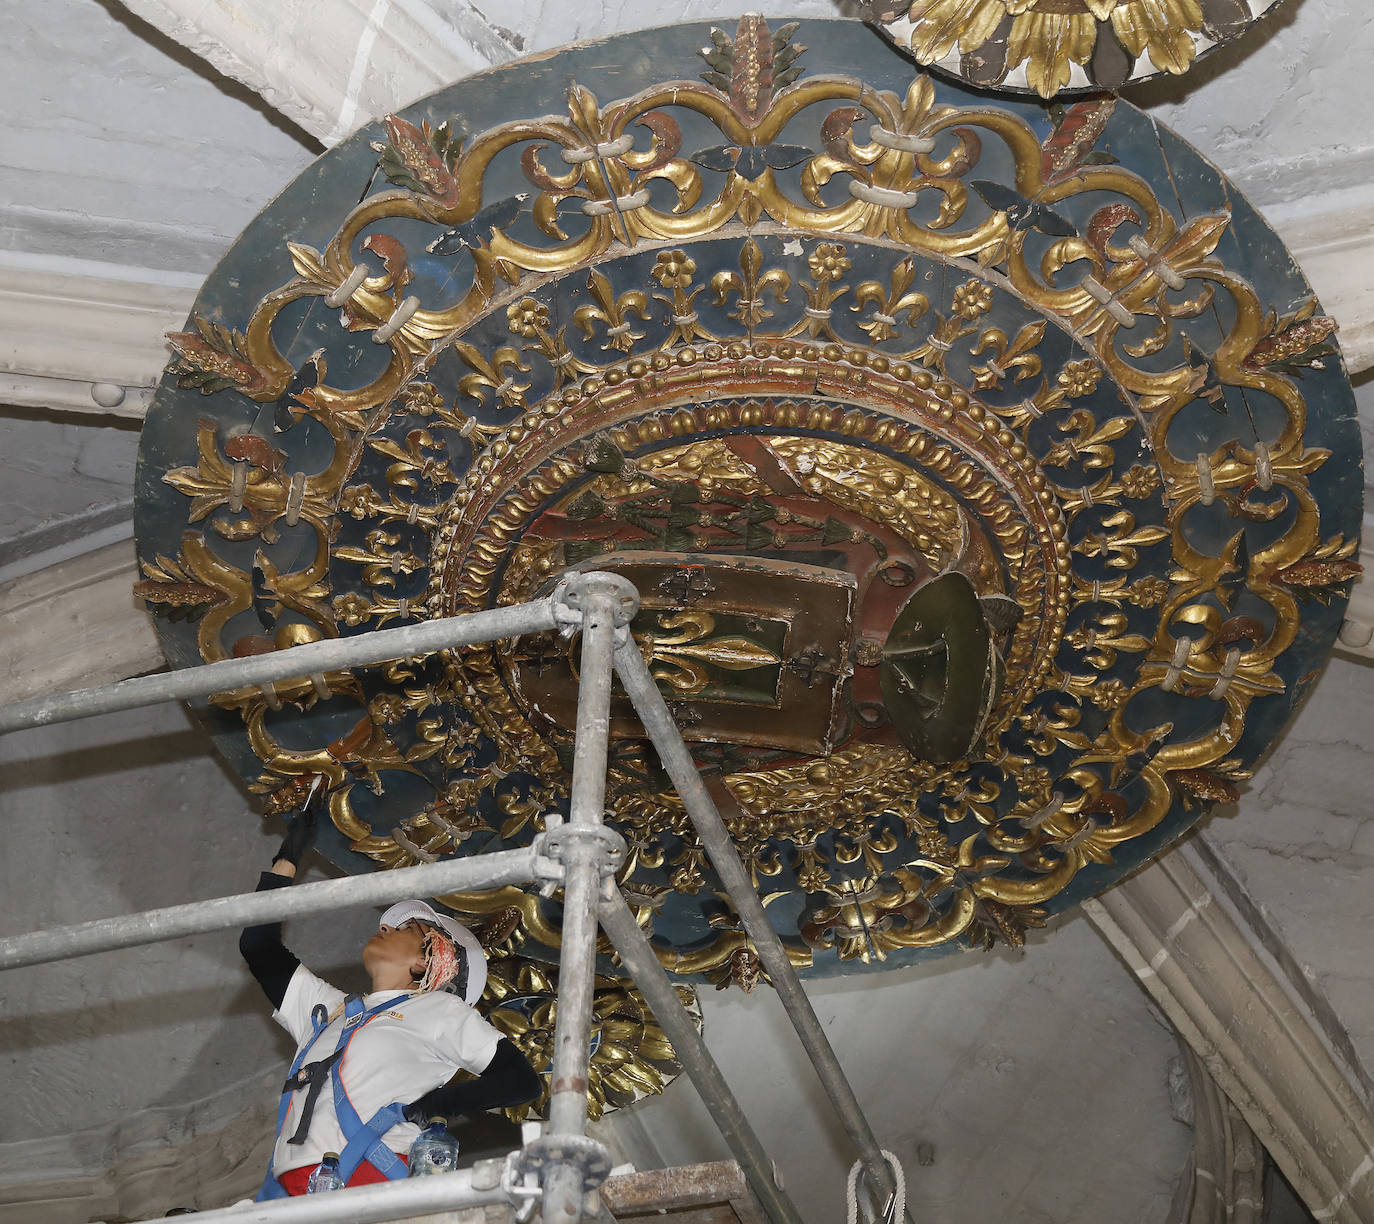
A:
[845,1151,907,1224]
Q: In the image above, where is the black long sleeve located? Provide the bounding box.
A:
[238,871,301,1009]
[407,1037,542,1123]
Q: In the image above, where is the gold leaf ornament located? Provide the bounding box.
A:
[1111,0,1204,74]
[904,0,1014,62]
[1006,11,1097,97]
[895,0,1209,95]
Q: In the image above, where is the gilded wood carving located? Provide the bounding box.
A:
[134,18,1361,981]
[868,0,1289,96]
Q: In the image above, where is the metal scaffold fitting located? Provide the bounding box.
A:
[550,570,640,639]
[507,1135,615,1221]
[535,823,627,898]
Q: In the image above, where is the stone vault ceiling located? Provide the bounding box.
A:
[1,2,1372,1222]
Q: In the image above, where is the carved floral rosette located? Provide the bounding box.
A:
[477,948,703,1122]
[134,19,1361,983]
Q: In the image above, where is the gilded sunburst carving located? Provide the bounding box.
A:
[871,0,1287,95]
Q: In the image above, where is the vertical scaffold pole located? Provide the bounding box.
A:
[613,636,912,1224]
[540,574,637,1223]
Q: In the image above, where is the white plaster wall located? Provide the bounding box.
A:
[509,0,853,51]
[1200,654,1374,1082]
[613,914,1193,1224]
[1126,0,1374,216]
[0,702,373,1146]
[0,416,139,566]
[0,0,316,272]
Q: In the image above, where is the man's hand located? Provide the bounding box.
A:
[271,776,326,875]
[402,1101,441,1128]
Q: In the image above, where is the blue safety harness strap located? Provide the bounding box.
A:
[256,992,411,1200]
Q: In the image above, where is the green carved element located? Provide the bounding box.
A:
[634,610,787,707]
[880,572,1003,764]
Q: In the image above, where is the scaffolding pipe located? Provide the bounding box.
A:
[0,844,541,971]
[0,599,560,735]
[0,574,903,1222]
[613,638,911,1222]
[125,1164,512,1224]
[598,888,806,1224]
[543,579,627,1223]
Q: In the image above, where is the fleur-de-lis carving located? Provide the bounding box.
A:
[573,268,649,353]
[1065,611,1152,670]
[1042,410,1135,472]
[970,320,1046,391]
[851,256,929,342]
[1073,510,1170,571]
[454,339,531,410]
[334,527,426,589]
[641,611,781,696]
[710,238,791,329]
[367,429,454,492]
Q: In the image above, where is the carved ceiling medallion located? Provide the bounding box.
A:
[867,0,1288,95]
[134,18,1360,983]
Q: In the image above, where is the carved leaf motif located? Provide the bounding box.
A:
[1007,12,1096,97]
[1110,0,1202,75]
[166,316,270,397]
[1274,534,1363,603]
[1243,311,1339,374]
[1042,97,1117,184]
[134,552,230,623]
[373,114,461,208]
[964,898,1048,952]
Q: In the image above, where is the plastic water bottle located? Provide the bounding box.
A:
[307,1152,344,1193]
[407,1118,460,1176]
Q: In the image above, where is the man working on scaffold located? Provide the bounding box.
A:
[240,781,540,1197]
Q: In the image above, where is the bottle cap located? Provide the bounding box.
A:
[322,1151,340,1161]
[428,1116,448,1127]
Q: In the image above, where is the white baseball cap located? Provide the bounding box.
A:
[379,900,487,1005]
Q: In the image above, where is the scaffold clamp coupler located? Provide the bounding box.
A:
[500,1148,543,1224]
[537,823,627,882]
[511,1133,614,1196]
[549,570,640,640]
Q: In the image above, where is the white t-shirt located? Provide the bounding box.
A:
[271,965,502,1177]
